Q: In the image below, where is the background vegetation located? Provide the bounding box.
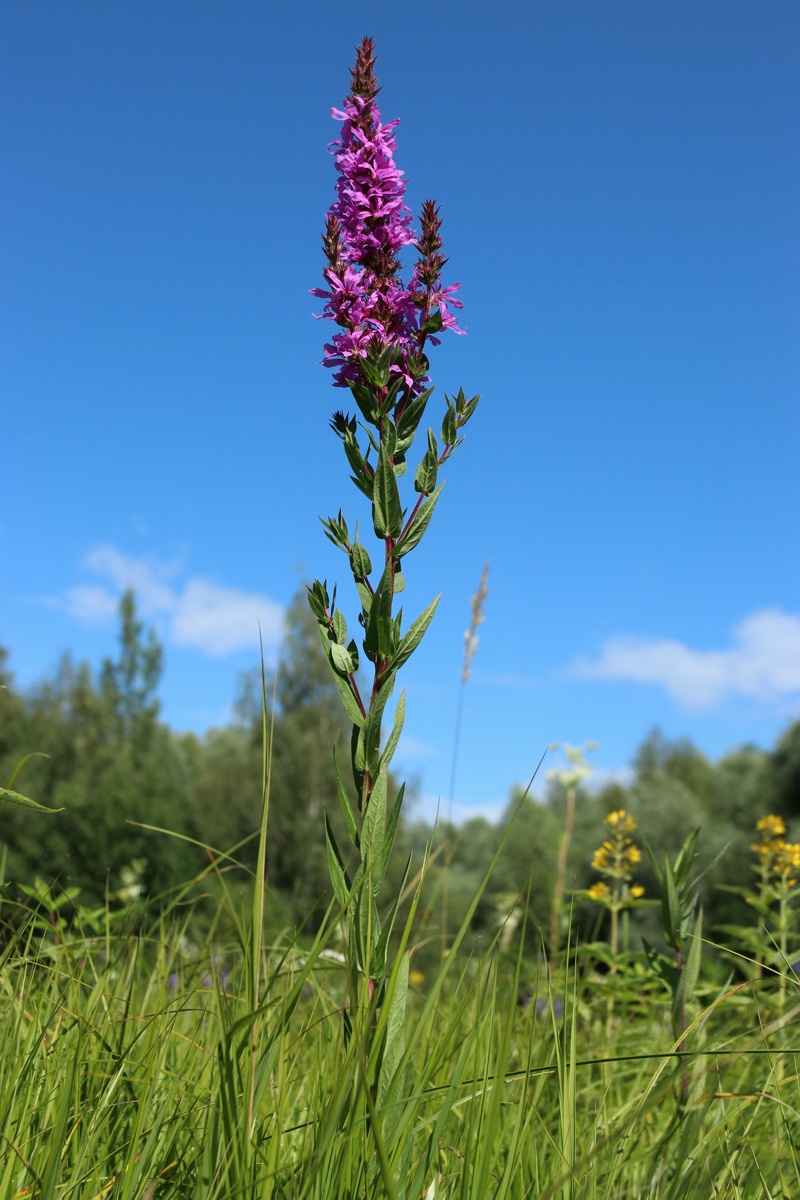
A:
[2,590,799,969]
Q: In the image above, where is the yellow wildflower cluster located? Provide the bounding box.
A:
[587,809,644,910]
[752,814,800,892]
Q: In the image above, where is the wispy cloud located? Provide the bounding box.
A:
[568,609,800,710]
[396,735,437,759]
[409,793,508,827]
[65,545,284,657]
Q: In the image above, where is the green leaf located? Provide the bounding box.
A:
[413,430,439,495]
[361,672,396,777]
[375,783,405,894]
[333,745,359,849]
[360,356,390,388]
[307,580,330,622]
[439,434,465,463]
[363,562,397,663]
[679,910,704,1003]
[673,829,700,892]
[325,812,351,907]
[317,625,364,727]
[350,541,372,579]
[0,786,63,814]
[379,691,405,776]
[355,581,373,625]
[329,642,353,675]
[663,856,682,950]
[363,766,388,885]
[373,855,411,985]
[332,609,347,644]
[393,594,441,672]
[421,308,444,336]
[381,416,397,458]
[394,482,444,559]
[395,388,433,453]
[343,433,374,498]
[6,751,49,789]
[346,638,360,675]
[643,939,679,993]
[373,443,403,539]
[350,381,379,423]
[378,951,409,1106]
[441,401,458,446]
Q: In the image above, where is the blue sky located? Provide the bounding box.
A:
[4,1,799,821]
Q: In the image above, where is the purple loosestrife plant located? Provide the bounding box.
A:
[308,39,479,1024]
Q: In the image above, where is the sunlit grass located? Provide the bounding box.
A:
[1,833,799,1199]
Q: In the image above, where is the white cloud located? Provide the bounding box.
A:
[569,609,800,710]
[396,735,436,759]
[66,584,120,623]
[83,545,179,614]
[66,544,285,658]
[172,579,284,656]
[410,793,508,827]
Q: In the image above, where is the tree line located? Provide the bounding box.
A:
[1,589,799,960]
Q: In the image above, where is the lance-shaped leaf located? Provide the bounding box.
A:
[350,541,372,580]
[349,381,380,424]
[642,940,679,992]
[662,855,682,950]
[363,562,397,663]
[372,443,403,539]
[363,765,388,882]
[395,387,433,453]
[351,721,365,798]
[324,812,351,908]
[377,949,409,1105]
[393,482,444,560]
[441,399,458,447]
[672,909,703,1036]
[316,625,364,727]
[332,608,347,644]
[333,744,359,849]
[440,435,465,465]
[421,308,444,337]
[453,387,481,423]
[356,886,382,972]
[320,510,350,550]
[343,432,374,499]
[360,354,390,389]
[360,671,396,779]
[373,856,412,986]
[392,594,441,673]
[307,579,330,622]
[0,787,63,813]
[329,641,354,675]
[414,428,439,495]
[378,691,405,776]
[374,782,405,895]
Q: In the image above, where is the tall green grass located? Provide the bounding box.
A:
[2,784,799,1198]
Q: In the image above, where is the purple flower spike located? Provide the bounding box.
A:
[313,38,463,394]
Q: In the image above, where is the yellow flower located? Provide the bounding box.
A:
[592,844,612,870]
[605,809,637,833]
[588,881,611,902]
[629,885,645,899]
[776,841,800,873]
[756,814,786,839]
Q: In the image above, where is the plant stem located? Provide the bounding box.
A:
[550,784,576,968]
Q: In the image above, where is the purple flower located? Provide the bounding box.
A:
[313,39,463,395]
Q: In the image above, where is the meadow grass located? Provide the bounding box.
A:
[1,805,799,1200]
